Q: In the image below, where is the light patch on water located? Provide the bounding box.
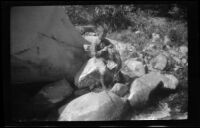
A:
[176,113,188,119]
[131,103,171,120]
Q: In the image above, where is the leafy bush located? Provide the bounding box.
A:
[65,5,134,31]
[65,4,188,49]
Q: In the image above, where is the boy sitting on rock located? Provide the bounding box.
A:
[90,26,122,90]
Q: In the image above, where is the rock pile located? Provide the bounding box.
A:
[12,34,187,121]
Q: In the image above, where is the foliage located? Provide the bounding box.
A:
[65,4,188,48]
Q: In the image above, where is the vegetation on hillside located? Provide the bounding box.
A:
[65,4,188,49]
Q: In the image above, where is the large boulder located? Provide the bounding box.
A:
[128,72,178,106]
[150,54,168,71]
[121,59,145,78]
[11,6,90,84]
[74,57,112,89]
[58,91,126,121]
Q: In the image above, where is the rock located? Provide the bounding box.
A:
[33,79,73,104]
[135,30,142,34]
[83,36,99,45]
[85,32,97,36]
[150,54,168,71]
[181,58,187,65]
[128,72,178,107]
[74,88,90,97]
[111,83,129,97]
[162,74,179,89]
[168,49,180,57]
[173,65,181,71]
[128,72,164,106]
[83,44,91,51]
[106,60,117,70]
[171,55,181,64]
[74,57,112,89]
[11,6,89,84]
[179,45,188,56]
[58,91,126,121]
[25,79,73,120]
[122,59,145,78]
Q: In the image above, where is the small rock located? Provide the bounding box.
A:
[83,44,91,51]
[106,60,117,70]
[179,45,188,56]
[172,55,181,64]
[84,36,99,44]
[150,54,168,71]
[162,74,179,89]
[173,65,181,71]
[168,49,180,57]
[181,58,187,65]
[85,32,96,36]
[111,83,129,97]
[122,59,145,78]
[135,30,142,34]
[34,79,73,104]
[58,91,126,121]
[27,79,73,119]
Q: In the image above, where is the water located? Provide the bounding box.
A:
[130,89,188,120]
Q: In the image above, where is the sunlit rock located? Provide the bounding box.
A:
[58,91,126,121]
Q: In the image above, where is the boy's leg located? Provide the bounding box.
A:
[100,75,106,90]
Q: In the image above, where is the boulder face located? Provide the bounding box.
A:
[58,91,126,121]
[122,59,145,78]
[74,57,113,89]
[11,6,90,84]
